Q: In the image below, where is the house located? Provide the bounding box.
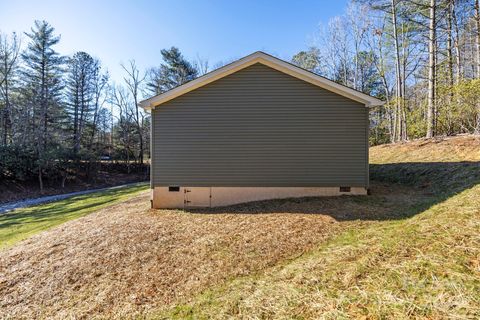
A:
[140,51,383,209]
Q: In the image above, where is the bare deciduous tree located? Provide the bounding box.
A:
[0,32,21,146]
[122,60,146,163]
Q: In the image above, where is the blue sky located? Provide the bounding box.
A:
[0,0,349,83]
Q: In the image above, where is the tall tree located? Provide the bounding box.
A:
[147,47,198,94]
[0,32,20,146]
[366,20,396,143]
[330,17,352,86]
[446,0,455,89]
[291,48,322,73]
[474,0,480,133]
[426,0,437,138]
[122,60,146,163]
[110,84,135,171]
[22,20,65,191]
[360,0,407,141]
[347,2,370,90]
[390,0,406,141]
[475,0,480,78]
[66,51,98,155]
[356,50,381,94]
[451,0,463,83]
[88,68,109,150]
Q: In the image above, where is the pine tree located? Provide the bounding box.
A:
[66,51,99,155]
[291,48,322,73]
[147,47,198,94]
[356,50,381,95]
[21,20,65,191]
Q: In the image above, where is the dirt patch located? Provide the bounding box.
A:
[0,182,421,319]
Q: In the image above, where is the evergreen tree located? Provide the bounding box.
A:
[356,51,381,95]
[147,47,198,94]
[21,20,65,191]
[291,48,323,73]
[66,51,99,155]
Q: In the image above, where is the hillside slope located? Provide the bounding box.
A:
[1,135,479,319]
[370,134,480,163]
[158,135,480,319]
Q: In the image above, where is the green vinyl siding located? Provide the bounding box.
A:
[151,63,368,187]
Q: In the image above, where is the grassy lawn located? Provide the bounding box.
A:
[155,136,480,319]
[161,185,480,319]
[0,182,149,249]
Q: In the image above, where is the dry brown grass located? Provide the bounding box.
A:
[0,183,414,319]
[154,136,480,320]
[370,134,480,163]
[162,185,480,319]
[1,135,479,319]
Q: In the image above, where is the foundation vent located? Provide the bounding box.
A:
[168,186,180,192]
[339,186,351,193]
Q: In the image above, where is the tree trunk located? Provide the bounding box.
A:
[426,0,436,138]
[38,164,44,193]
[77,86,86,154]
[445,0,455,135]
[89,90,101,150]
[134,102,144,164]
[43,101,48,150]
[61,173,67,188]
[452,1,462,83]
[475,0,480,78]
[40,43,48,191]
[400,23,407,141]
[353,41,359,90]
[447,0,454,89]
[73,92,79,154]
[2,73,10,145]
[475,0,480,133]
[391,0,403,142]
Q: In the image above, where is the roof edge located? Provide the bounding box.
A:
[140,51,384,111]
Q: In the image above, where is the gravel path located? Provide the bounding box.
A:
[0,182,146,214]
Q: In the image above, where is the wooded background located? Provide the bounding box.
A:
[292,0,480,145]
[1,0,479,191]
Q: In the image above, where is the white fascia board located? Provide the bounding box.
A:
[139,52,384,111]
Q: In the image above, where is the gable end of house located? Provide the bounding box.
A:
[140,51,384,111]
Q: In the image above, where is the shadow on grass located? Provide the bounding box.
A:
[186,162,480,222]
